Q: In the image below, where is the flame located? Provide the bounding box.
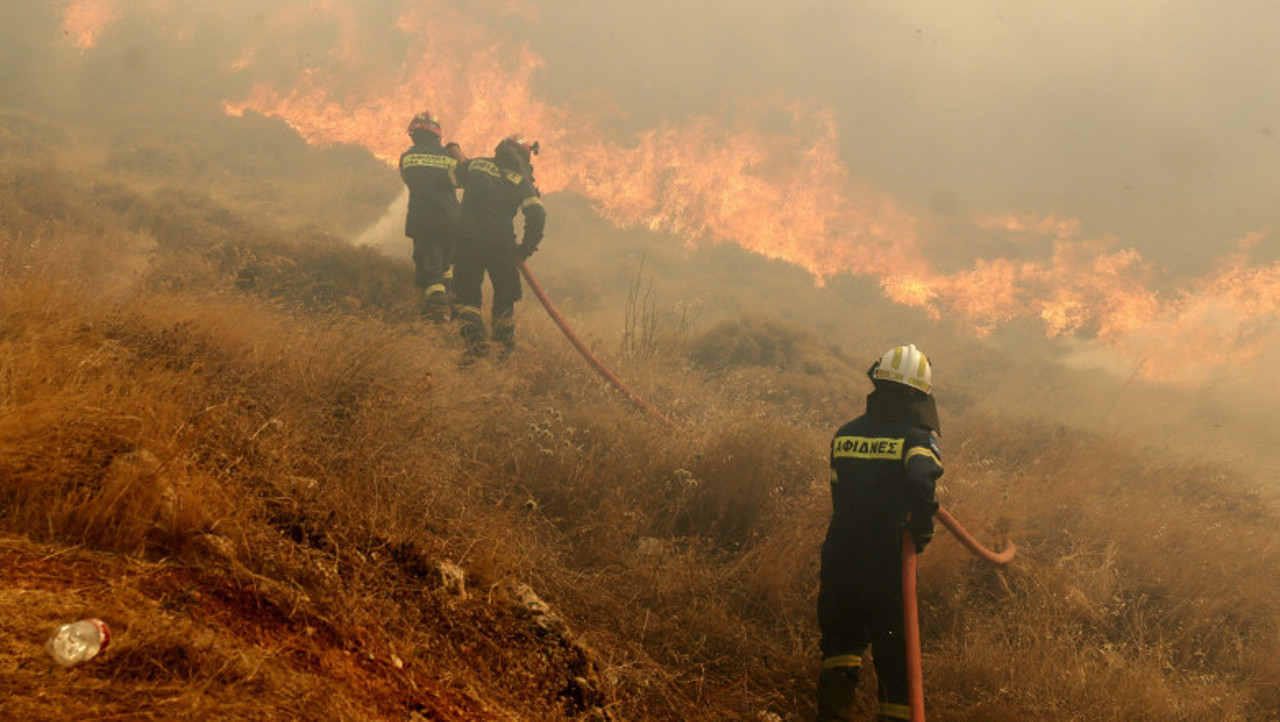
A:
[224,3,930,285]
[227,49,255,73]
[973,212,1080,241]
[60,0,120,50]
[60,0,1280,386]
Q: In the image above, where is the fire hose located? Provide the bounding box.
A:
[519,262,678,429]
[520,260,1016,720]
[902,510,1016,721]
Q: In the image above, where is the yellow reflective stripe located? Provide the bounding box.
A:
[457,305,481,317]
[879,702,911,719]
[833,436,904,460]
[904,446,940,467]
[424,284,446,297]
[521,196,543,208]
[917,351,930,379]
[821,654,861,669]
[875,368,905,383]
[465,159,503,179]
[891,346,904,369]
[461,158,528,185]
[875,369,929,391]
[402,154,456,169]
[444,266,454,280]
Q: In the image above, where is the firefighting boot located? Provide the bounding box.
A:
[491,309,515,361]
[457,305,487,358]
[422,284,449,324]
[443,267,456,321]
[815,665,859,722]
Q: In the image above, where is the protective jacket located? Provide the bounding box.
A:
[399,135,460,240]
[450,156,545,249]
[824,414,941,582]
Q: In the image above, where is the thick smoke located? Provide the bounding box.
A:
[7,0,1280,409]
[530,1,1280,274]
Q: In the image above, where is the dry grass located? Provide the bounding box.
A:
[1,103,1278,722]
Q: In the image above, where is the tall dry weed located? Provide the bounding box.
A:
[4,97,1280,720]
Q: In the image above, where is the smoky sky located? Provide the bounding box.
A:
[528,0,1280,276]
[7,0,1280,280]
[10,0,1280,279]
[3,0,1279,412]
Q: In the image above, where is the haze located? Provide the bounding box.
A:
[532,0,1280,275]
[5,0,1280,403]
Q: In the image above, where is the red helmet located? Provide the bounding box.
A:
[497,134,539,159]
[407,111,441,138]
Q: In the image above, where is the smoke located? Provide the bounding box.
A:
[8,0,1280,399]
[530,1,1280,273]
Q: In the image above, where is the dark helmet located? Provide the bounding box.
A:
[407,111,442,139]
[495,134,539,163]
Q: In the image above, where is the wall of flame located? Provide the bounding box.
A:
[58,0,1280,386]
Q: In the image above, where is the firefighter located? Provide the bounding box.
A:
[817,344,942,722]
[449,134,545,358]
[399,111,464,323]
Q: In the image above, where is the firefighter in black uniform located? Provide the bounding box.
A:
[449,134,545,358]
[817,344,943,722]
[399,111,464,323]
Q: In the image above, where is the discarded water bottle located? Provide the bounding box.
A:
[45,618,111,666]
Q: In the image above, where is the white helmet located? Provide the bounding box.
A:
[871,344,932,394]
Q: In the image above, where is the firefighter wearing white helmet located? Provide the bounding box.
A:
[815,345,942,722]
[871,344,932,394]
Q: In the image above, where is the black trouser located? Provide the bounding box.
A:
[818,550,910,719]
[411,232,455,293]
[453,238,521,353]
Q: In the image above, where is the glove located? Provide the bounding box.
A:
[905,519,933,553]
[912,529,934,553]
[515,242,537,261]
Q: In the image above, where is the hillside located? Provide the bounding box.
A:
[2,99,1279,722]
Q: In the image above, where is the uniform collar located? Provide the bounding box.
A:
[865,386,941,435]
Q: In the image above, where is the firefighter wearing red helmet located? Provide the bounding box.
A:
[817,345,942,721]
[448,134,545,359]
[399,111,466,323]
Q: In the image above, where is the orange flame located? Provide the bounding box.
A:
[60,0,120,50]
[224,3,931,285]
[224,2,1280,384]
[65,1,1280,386]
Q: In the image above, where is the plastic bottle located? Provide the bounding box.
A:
[45,618,111,666]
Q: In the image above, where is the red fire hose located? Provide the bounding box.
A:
[519,262,678,429]
[901,532,926,721]
[521,260,1015,721]
[901,511,1016,721]
[935,506,1017,565]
